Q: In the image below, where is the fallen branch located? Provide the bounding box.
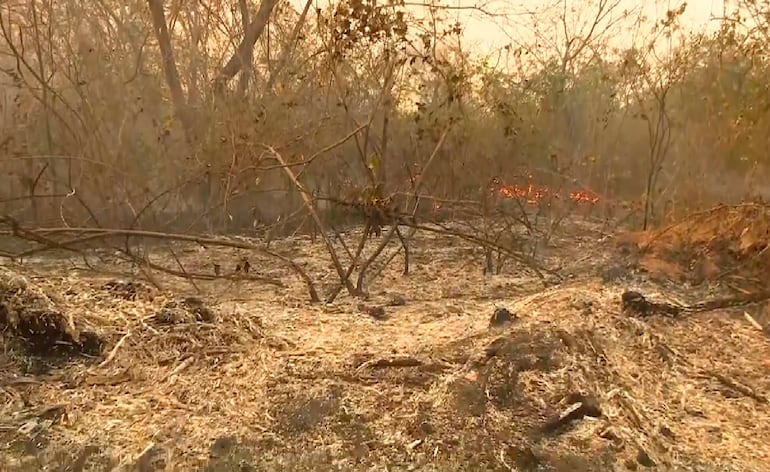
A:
[356,355,424,371]
[116,247,283,287]
[705,370,768,404]
[0,217,319,302]
[407,220,555,283]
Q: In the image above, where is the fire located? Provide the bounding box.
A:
[569,189,600,204]
[491,177,599,206]
[398,173,600,211]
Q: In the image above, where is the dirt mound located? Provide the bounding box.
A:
[1,264,267,470]
[424,327,616,471]
[0,267,103,358]
[385,287,768,471]
[151,297,218,325]
[616,203,770,287]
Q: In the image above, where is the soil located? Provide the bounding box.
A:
[1,214,770,471]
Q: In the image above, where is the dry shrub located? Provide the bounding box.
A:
[616,203,770,287]
[2,1,770,235]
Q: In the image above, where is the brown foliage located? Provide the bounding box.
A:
[617,203,770,288]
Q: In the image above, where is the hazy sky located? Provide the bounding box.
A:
[442,0,728,52]
[295,0,731,55]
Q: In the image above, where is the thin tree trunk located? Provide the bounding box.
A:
[236,0,253,97]
[213,0,281,95]
[147,0,196,144]
[186,7,203,108]
[264,0,313,94]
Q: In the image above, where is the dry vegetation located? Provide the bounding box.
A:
[2,0,770,470]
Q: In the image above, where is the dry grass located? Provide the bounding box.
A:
[1,216,770,471]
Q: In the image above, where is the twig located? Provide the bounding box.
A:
[96,331,132,368]
[168,245,199,291]
[258,121,372,172]
[133,250,164,292]
[132,441,157,471]
[355,224,400,292]
[164,356,196,383]
[743,311,764,331]
[407,126,451,215]
[344,125,451,294]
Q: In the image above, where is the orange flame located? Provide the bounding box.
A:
[569,189,600,204]
[492,178,599,206]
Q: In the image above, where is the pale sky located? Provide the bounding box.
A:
[295,0,731,56]
[458,0,728,51]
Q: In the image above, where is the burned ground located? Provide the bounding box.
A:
[2,210,770,471]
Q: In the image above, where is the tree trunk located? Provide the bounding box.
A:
[146,0,196,144]
[236,0,253,97]
[213,0,281,95]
